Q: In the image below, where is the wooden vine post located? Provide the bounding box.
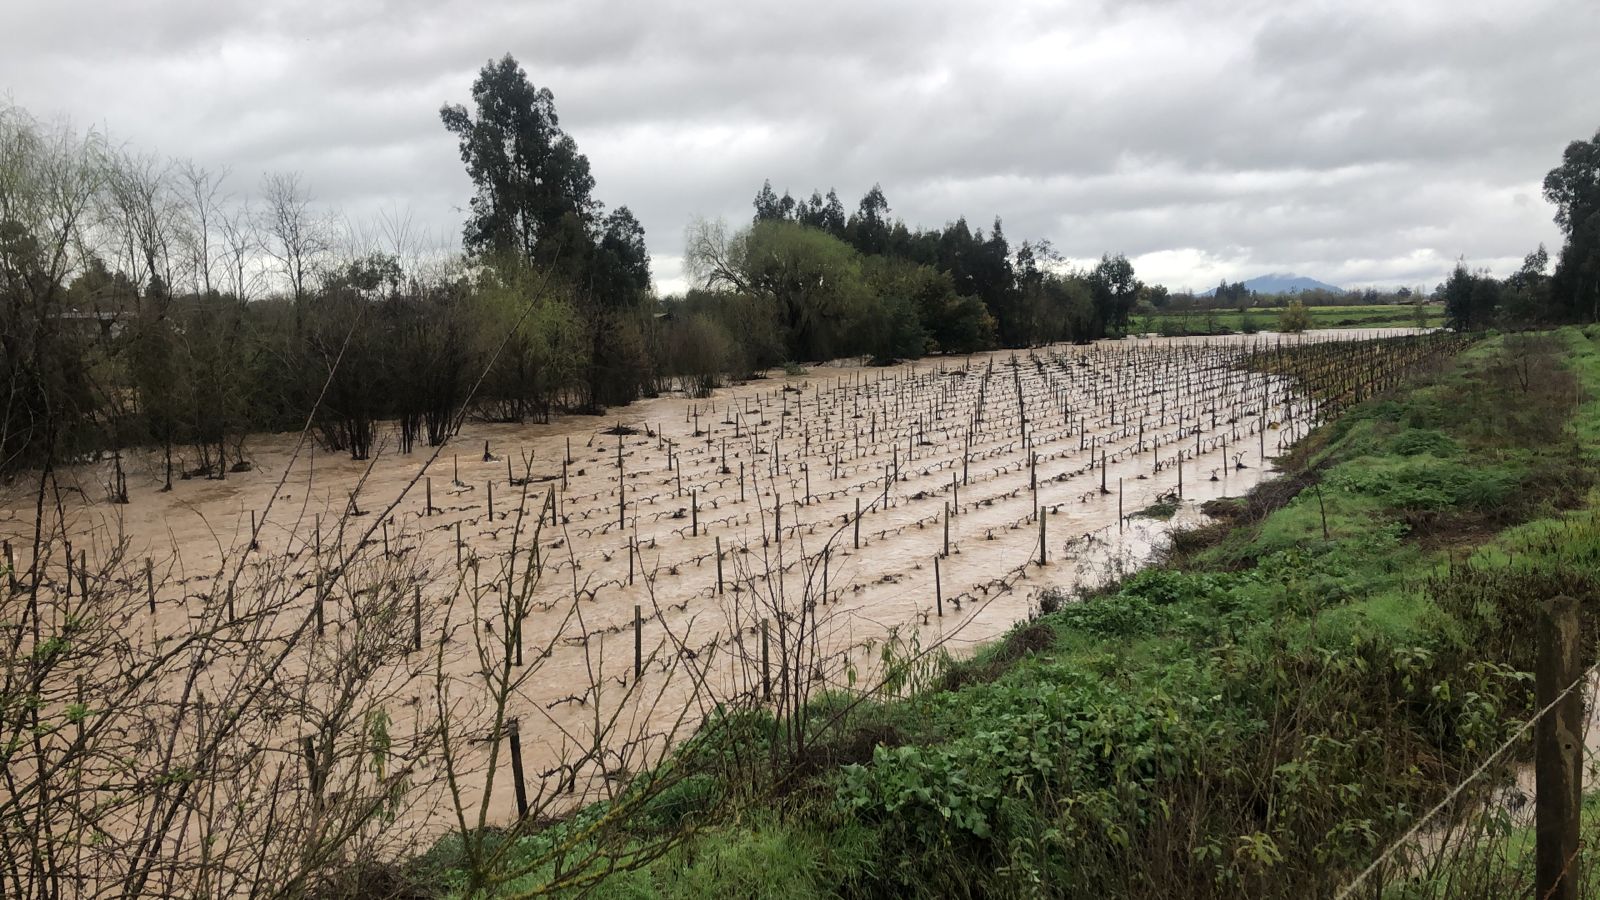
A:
[507,718,530,820]
[634,604,643,682]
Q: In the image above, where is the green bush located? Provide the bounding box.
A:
[1389,428,1462,457]
[1120,568,1230,606]
[1328,458,1520,512]
[634,774,722,833]
[1052,594,1165,638]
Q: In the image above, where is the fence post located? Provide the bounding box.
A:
[507,718,530,820]
[1537,594,1582,900]
[761,618,771,700]
[412,587,423,653]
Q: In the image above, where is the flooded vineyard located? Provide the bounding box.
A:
[0,330,1452,893]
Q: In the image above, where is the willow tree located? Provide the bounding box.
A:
[686,218,874,362]
[0,106,108,473]
[469,256,588,423]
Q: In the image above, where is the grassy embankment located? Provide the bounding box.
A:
[407,327,1600,899]
[1141,303,1444,336]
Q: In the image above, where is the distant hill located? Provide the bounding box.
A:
[1201,274,1344,297]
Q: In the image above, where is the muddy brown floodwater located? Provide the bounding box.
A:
[0,330,1399,869]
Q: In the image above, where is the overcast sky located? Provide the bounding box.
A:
[3,0,1594,294]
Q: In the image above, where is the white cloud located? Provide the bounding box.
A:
[2,0,1592,292]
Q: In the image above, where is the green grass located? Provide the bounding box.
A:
[1139,303,1444,336]
[408,328,1600,900]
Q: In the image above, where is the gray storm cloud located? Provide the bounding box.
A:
[2,0,1592,294]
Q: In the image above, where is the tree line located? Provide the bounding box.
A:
[1,59,647,482]
[1441,131,1600,332]
[0,55,1158,482]
[6,54,1598,481]
[675,180,1158,368]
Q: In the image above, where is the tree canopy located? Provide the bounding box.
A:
[440,55,596,265]
[440,55,652,408]
[1544,128,1600,322]
[696,180,1147,357]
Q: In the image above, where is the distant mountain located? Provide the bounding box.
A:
[1201,274,1344,297]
